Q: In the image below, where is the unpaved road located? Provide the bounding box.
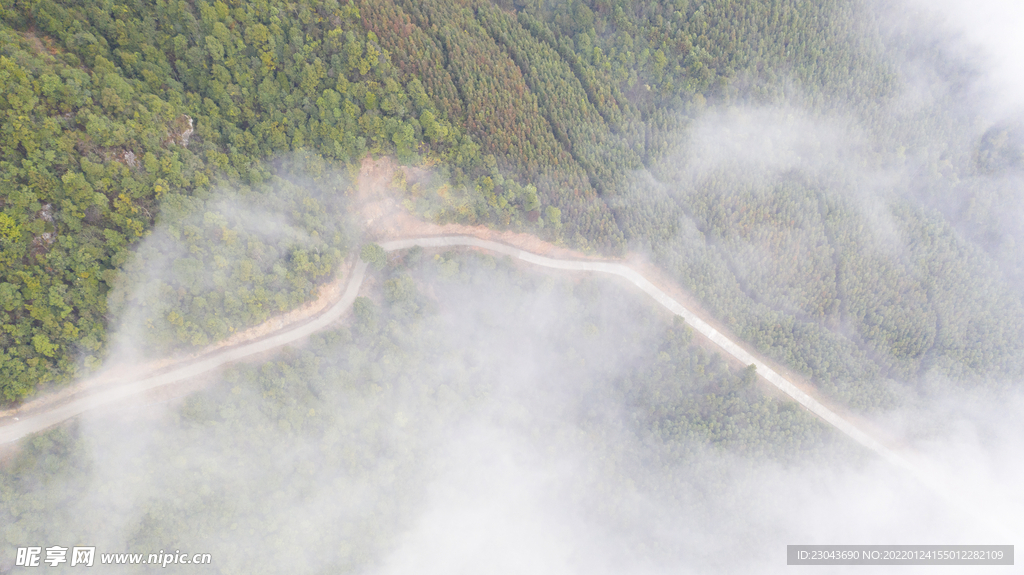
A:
[0,236,911,476]
[0,262,369,445]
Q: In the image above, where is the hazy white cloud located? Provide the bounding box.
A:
[905,0,1024,119]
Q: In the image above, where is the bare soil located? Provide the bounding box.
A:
[355,156,600,261]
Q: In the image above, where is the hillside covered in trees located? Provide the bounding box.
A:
[1,1,1021,571]
[2,0,1023,412]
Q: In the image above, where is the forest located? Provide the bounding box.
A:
[0,0,549,401]
[2,0,1021,571]
[4,0,1022,410]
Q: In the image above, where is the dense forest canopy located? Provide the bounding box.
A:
[2,0,1022,571]
[0,0,1021,409]
[0,0,542,400]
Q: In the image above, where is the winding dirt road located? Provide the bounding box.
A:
[0,233,1006,540]
[0,235,904,467]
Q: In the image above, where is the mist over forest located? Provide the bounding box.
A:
[1,0,1022,572]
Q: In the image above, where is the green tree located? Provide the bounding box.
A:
[360,243,387,269]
